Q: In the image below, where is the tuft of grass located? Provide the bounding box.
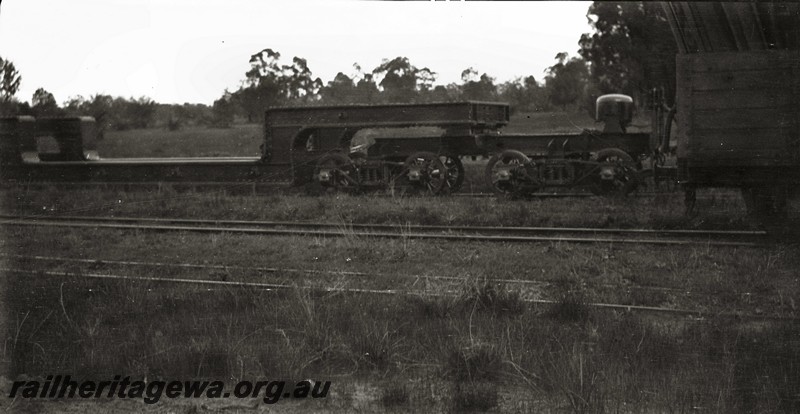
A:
[542,342,606,414]
[353,321,405,374]
[450,381,499,413]
[546,292,591,323]
[379,382,410,408]
[594,312,679,373]
[456,279,526,317]
[445,344,503,382]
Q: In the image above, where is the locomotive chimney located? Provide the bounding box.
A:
[595,94,634,134]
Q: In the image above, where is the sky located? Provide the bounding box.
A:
[0,0,593,106]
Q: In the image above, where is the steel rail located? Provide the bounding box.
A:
[0,253,548,287]
[6,253,715,296]
[0,217,764,247]
[0,214,767,238]
[1,183,681,198]
[3,267,794,321]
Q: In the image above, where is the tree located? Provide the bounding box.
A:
[545,53,589,111]
[426,84,461,103]
[31,88,62,117]
[0,56,21,102]
[460,68,497,101]
[232,48,324,121]
[282,57,322,103]
[319,72,356,104]
[498,76,547,113]
[63,94,113,138]
[578,2,677,105]
[237,48,287,120]
[210,93,235,128]
[372,57,436,103]
[351,64,380,104]
[104,96,156,130]
[126,96,157,129]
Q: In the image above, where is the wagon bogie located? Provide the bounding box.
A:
[482,145,643,197]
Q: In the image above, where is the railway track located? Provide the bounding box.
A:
[4,252,779,299]
[0,214,767,247]
[2,182,686,199]
[3,265,794,321]
[0,181,649,197]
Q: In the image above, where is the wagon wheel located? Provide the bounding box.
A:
[400,151,447,195]
[589,148,639,196]
[484,149,538,197]
[314,153,358,191]
[440,155,465,193]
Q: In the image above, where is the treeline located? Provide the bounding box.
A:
[0,52,573,133]
[223,50,561,124]
[215,2,677,123]
[0,2,676,134]
[0,88,216,138]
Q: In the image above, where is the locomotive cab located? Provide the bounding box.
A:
[596,94,634,134]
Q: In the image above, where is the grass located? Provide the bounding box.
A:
[91,110,647,159]
[5,266,800,412]
[98,124,262,158]
[1,185,770,232]
[2,221,799,411]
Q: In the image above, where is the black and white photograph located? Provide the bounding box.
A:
[1,1,799,412]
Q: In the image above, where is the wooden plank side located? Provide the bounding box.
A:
[693,128,789,150]
[676,54,693,158]
[687,50,800,72]
[678,50,800,163]
[692,107,795,130]
[689,68,794,92]
[691,90,794,109]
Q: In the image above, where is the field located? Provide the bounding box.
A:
[91,111,645,159]
[3,112,800,413]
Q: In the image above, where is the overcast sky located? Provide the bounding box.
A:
[0,0,593,106]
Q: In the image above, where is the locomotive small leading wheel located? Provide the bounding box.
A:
[314,153,357,191]
[484,149,537,197]
[440,155,465,194]
[402,151,447,195]
[590,148,639,196]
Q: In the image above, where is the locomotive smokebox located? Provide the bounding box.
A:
[596,94,634,134]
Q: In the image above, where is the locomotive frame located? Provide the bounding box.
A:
[0,98,654,197]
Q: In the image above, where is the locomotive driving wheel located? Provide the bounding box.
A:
[484,149,539,197]
[440,154,465,194]
[314,153,358,191]
[590,148,639,196]
[400,151,447,195]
